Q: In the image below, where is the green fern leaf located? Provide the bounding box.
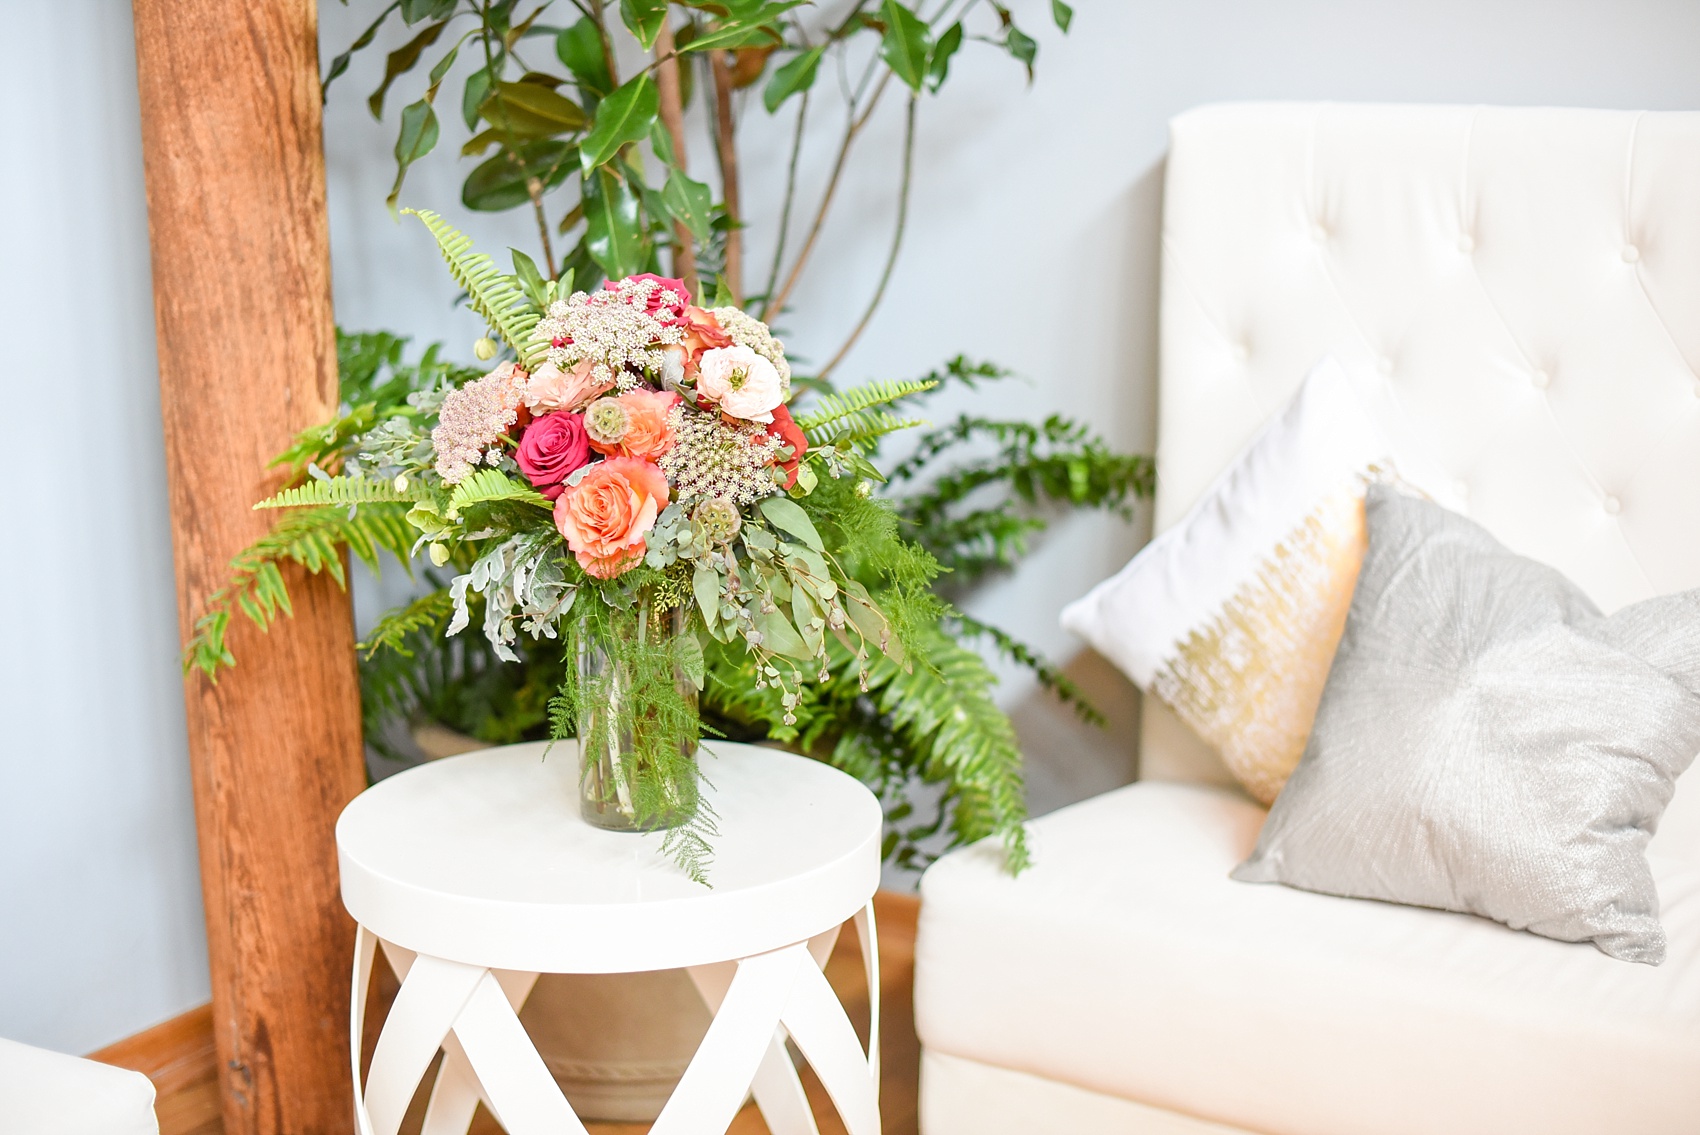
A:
[445,468,551,515]
[358,588,455,659]
[404,209,547,369]
[255,475,426,509]
[796,378,936,446]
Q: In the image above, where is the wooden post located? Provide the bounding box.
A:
[131,2,368,1132]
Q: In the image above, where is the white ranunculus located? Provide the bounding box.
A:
[697,345,782,423]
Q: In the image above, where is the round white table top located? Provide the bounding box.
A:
[336,740,883,973]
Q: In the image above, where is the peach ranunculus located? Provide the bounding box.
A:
[553,456,670,579]
[588,388,681,460]
[677,305,733,374]
[524,359,615,413]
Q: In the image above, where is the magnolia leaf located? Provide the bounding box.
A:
[401,0,455,22]
[762,45,823,112]
[649,119,678,166]
[620,0,669,48]
[461,140,575,211]
[1052,0,1074,31]
[580,74,659,173]
[1005,24,1037,79]
[557,18,613,96]
[878,0,931,92]
[462,64,493,129]
[759,496,823,552]
[387,99,439,212]
[323,1,400,100]
[584,167,645,279]
[926,22,963,92]
[369,19,447,118]
[511,249,548,308]
[661,169,714,242]
[483,80,588,136]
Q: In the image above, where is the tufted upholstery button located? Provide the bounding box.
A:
[1311,223,1329,243]
[1604,495,1623,516]
[1232,341,1249,362]
[1377,357,1394,376]
[1622,244,1641,263]
[1531,369,1550,390]
[1456,234,1475,254]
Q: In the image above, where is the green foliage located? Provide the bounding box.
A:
[183,503,414,680]
[358,587,456,659]
[403,209,546,366]
[256,475,426,509]
[795,378,936,448]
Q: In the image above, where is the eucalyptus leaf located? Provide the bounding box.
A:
[580,74,660,172]
[754,610,813,660]
[878,0,931,92]
[369,19,448,119]
[387,99,439,212]
[661,169,714,242]
[694,565,721,633]
[763,46,823,113]
[759,497,823,551]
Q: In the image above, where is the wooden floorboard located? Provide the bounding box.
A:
[124,890,921,1135]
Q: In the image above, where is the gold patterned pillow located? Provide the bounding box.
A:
[1062,358,1405,805]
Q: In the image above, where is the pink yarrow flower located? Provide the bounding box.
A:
[431,362,527,484]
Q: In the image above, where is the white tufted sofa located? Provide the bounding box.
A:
[913,103,1700,1135]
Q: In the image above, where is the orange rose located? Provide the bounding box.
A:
[588,388,680,460]
[554,456,670,579]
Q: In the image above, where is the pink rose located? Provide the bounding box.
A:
[524,359,614,413]
[515,411,591,500]
[554,457,671,579]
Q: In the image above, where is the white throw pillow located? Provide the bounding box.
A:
[1061,357,1399,803]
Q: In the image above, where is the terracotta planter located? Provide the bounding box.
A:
[407,722,708,1121]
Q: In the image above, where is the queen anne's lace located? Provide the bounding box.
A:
[711,306,791,389]
[431,364,527,483]
[538,278,685,392]
[658,404,782,504]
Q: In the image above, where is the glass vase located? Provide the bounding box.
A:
[574,602,701,832]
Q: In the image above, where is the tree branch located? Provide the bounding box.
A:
[758,88,810,319]
[818,93,916,381]
[653,19,699,296]
[709,49,743,304]
[767,69,893,316]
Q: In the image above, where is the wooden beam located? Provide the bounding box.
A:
[130,2,368,1132]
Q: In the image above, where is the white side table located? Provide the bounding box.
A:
[337,740,884,1135]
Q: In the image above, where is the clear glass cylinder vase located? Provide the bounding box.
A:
[574,602,701,832]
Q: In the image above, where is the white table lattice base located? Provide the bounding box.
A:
[351,903,881,1135]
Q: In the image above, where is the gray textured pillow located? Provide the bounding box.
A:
[1233,485,1700,963]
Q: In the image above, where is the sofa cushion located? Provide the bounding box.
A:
[0,1037,158,1135]
[915,780,1700,1135]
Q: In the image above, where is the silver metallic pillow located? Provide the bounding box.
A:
[1233,485,1700,963]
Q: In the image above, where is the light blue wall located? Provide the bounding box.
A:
[5,0,1700,1053]
[0,3,207,1053]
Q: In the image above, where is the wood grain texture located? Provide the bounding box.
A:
[91,1004,222,1135]
[129,2,368,1132]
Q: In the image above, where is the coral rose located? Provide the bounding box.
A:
[524,359,614,413]
[588,388,680,460]
[697,345,783,422]
[677,305,732,373]
[515,411,591,500]
[764,403,809,489]
[553,456,670,579]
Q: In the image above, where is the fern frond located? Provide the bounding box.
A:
[445,468,551,515]
[255,475,426,509]
[806,410,928,449]
[404,209,547,369]
[357,588,455,659]
[183,502,414,680]
[796,378,936,446]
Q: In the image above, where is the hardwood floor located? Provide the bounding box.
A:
[105,891,921,1135]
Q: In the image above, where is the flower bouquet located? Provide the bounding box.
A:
[196,211,938,881]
